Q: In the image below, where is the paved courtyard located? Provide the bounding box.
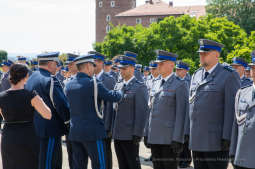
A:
[0,134,233,169]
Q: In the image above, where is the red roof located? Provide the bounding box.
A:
[116,0,205,18]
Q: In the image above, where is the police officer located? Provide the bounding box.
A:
[31,60,38,71]
[104,60,118,81]
[55,61,65,87]
[147,50,188,169]
[231,57,252,87]
[175,60,192,168]
[17,56,27,64]
[62,53,79,169]
[245,66,251,79]
[189,39,241,169]
[134,63,144,82]
[89,51,116,169]
[112,55,123,82]
[112,53,149,169]
[143,66,151,81]
[63,53,79,85]
[65,54,122,169]
[230,50,255,169]
[25,52,70,169]
[143,61,161,162]
[0,59,13,92]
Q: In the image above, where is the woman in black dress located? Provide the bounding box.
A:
[0,64,52,169]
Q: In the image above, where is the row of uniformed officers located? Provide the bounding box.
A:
[0,39,255,169]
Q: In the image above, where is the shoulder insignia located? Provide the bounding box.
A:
[223,65,234,72]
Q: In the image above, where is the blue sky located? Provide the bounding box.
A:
[0,0,206,57]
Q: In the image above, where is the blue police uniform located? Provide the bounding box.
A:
[65,55,122,169]
[0,60,13,92]
[31,60,38,71]
[113,55,149,169]
[90,51,117,169]
[230,51,255,169]
[63,53,80,169]
[175,60,192,168]
[25,52,70,169]
[231,57,252,87]
[0,60,13,128]
[189,39,240,169]
[105,60,118,82]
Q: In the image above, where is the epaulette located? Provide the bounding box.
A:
[175,75,182,81]
[136,79,144,84]
[223,65,234,72]
[241,83,252,89]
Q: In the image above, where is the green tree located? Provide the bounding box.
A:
[206,0,255,34]
[94,15,251,72]
[0,50,8,63]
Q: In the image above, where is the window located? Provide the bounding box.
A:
[106,15,111,22]
[106,25,111,33]
[99,1,103,7]
[132,0,136,8]
[111,1,115,7]
[150,18,157,23]
[136,18,142,24]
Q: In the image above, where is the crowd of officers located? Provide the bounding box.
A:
[0,38,255,169]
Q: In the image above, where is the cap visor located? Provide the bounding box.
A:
[230,63,241,66]
[118,65,129,69]
[197,49,210,53]
[155,60,165,63]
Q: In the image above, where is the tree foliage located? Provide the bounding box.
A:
[94,15,253,73]
[206,0,255,34]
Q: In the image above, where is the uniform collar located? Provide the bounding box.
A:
[77,72,91,79]
[204,63,218,74]
[162,72,174,82]
[124,76,135,86]
[39,68,52,76]
[96,70,104,79]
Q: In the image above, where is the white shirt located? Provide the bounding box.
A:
[96,70,104,79]
[203,63,218,78]
[162,72,174,82]
[153,75,160,80]
[124,76,135,86]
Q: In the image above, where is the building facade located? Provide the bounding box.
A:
[96,0,136,42]
[96,0,206,42]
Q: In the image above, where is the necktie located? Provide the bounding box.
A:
[161,79,165,87]
[204,72,209,80]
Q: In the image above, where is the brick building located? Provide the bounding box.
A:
[96,0,206,42]
[96,0,136,42]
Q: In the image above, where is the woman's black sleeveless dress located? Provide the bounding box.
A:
[0,89,39,169]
